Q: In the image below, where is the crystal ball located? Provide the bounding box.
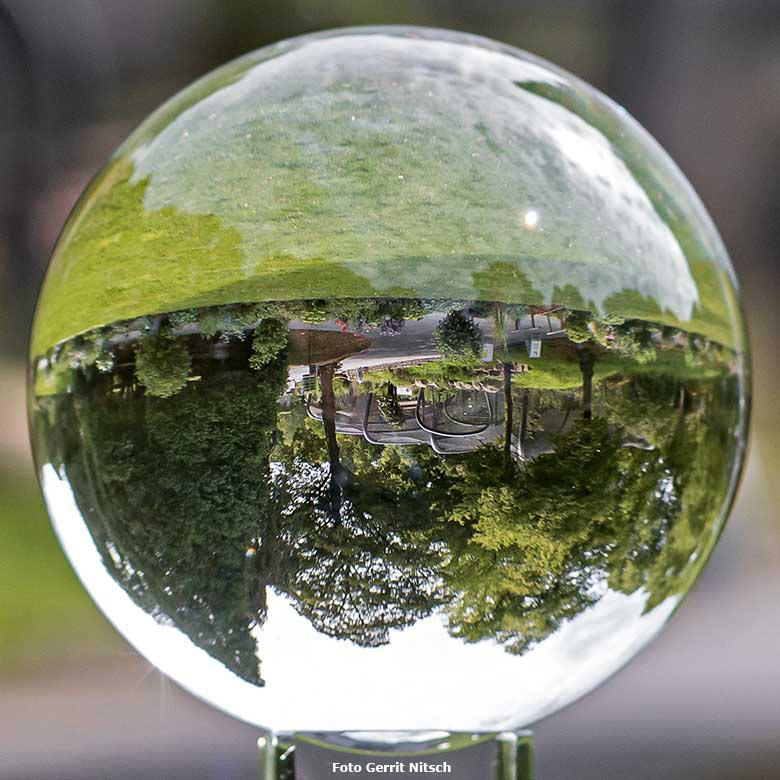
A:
[28,26,750,733]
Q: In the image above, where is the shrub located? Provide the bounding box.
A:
[135,337,191,397]
[613,323,658,365]
[249,319,288,370]
[563,310,593,344]
[168,309,198,329]
[197,309,225,339]
[434,311,483,360]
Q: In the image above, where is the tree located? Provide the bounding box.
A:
[630,376,741,609]
[317,363,348,519]
[56,346,288,686]
[38,311,738,671]
[249,319,288,370]
[577,344,594,420]
[440,414,681,654]
[330,297,427,334]
[563,309,592,344]
[268,417,449,647]
[134,335,191,397]
[376,383,405,426]
[503,362,515,465]
[434,310,483,361]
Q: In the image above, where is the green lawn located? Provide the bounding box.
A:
[506,339,728,390]
[360,337,727,393]
[31,32,743,357]
[0,463,114,667]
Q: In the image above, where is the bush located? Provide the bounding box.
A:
[613,323,658,365]
[197,309,225,339]
[563,310,593,344]
[376,384,405,425]
[135,337,191,397]
[434,311,483,360]
[250,319,288,370]
[168,309,198,329]
[300,300,331,324]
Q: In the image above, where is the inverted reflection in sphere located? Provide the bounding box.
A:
[29,27,749,733]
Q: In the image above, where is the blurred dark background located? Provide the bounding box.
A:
[1,1,778,778]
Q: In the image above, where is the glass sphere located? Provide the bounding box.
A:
[28,26,750,733]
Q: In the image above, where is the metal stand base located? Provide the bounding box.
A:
[259,731,533,779]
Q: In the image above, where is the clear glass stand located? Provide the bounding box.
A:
[259,731,533,779]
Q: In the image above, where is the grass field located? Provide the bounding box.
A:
[506,339,728,390]
[364,337,728,393]
[0,464,114,668]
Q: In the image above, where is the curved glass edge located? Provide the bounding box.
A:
[260,731,533,780]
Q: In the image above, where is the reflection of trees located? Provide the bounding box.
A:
[440,373,739,653]
[626,376,740,609]
[281,353,736,657]
[37,338,447,681]
[41,360,287,686]
[134,335,192,397]
[441,418,669,652]
[503,361,514,465]
[318,363,347,517]
[434,310,483,360]
[33,312,741,681]
[282,363,445,648]
[271,377,448,647]
[577,344,594,420]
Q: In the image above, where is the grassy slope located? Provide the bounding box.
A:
[365,339,725,392]
[507,340,725,390]
[0,465,113,667]
[31,36,742,357]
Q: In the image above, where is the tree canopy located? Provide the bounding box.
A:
[47,360,287,685]
[32,321,740,682]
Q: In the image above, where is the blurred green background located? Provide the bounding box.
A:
[1,1,778,779]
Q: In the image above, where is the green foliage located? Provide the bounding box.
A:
[637,377,741,609]
[441,419,636,653]
[600,373,681,448]
[268,370,733,658]
[563,310,593,343]
[168,308,198,329]
[52,329,117,375]
[611,322,658,364]
[439,373,737,652]
[364,357,487,391]
[134,336,191,397]
[30,320,740,672]
[375,384,405,425]
[434,311,483,360]
[269,417,448,647]
[197,302,269,341]
[249,319,288,370]
[197,308,229,339]
[329,298,428,332]
[0,463,114,667]
[45,358,288,685]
